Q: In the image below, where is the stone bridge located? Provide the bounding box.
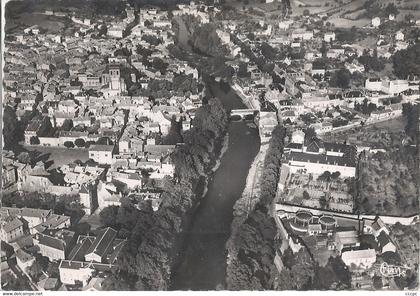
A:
[230,109,260,121]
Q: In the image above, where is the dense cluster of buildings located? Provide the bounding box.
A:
[2,0,419,291]
[1,2,215,291]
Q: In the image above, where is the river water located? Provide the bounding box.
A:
[170,81,260,290]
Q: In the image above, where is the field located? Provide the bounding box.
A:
[5,12,71,34]
[322,117,405,148]
[25,145,89,169]
[323,116,418,217]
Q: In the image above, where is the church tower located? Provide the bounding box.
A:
[109,64,121,91]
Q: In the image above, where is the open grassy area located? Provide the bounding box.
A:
[24,145,89,169]
[5,12,71,34]
[322,117,405,147]
[324,116,418,217]
[358,147,418,216]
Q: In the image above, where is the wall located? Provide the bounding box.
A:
[275,203,419,225]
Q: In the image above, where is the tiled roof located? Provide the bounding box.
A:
[283,150,356,167]
[2,218,23,233]
[85,227,117,259]
[377,231,393,248]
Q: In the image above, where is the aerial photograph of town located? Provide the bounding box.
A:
[1,0,419,292]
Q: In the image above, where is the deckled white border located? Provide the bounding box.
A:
[0,0,418,295]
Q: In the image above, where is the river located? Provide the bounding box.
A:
[170,80,260,290]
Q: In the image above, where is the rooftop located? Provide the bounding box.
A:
[89,145,114,152]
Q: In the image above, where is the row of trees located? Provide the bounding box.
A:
[102,97,229,290]
[393,42,420,79]
[277,248,351,290]
[226,125,287,289]
[402,103,420,141]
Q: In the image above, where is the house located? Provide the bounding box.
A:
[37,277,59,291]
[291,29,313,40]
[382,80,409,95]
[15,249,35,272]
[334,228,360,253]
[79,184,94,215]
[1,207,70,232]
[1,250,10,275]
[20,174,54,193]
[372,17,381,27]
[88,145,115,165]
[259,112,278,143]
[84,227,117,262]
[341,248,376,269]
[97,181,122,209]
[377,231,396,254]
[395,31,404,41]
[82,277,105,291]
[324,32,336,42]
[371,217,389,237]
[365,78,382,92]
[59,260,113,286]
[33,230,76,261]
[345,60,365,74]
[107,25,125,38]
[327,47,345,59]
[24,117,51,144]
[0,218,24,243]
[308,224,322,236]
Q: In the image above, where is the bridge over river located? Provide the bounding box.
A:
[230,109,259,121]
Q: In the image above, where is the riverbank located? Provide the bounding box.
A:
[230,142,265,218]
[170,79,260,290]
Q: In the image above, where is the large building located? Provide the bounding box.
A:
[282,138,357,178]
[88,145,115,165]
[341,249,376,269]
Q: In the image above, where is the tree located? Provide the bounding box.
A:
[17,152,31,164]
[100,205,119,228]
[335,27,357,43]
[402,103,420,140]
[384,3,399,17]
[75,138,86,148]
[27,261,43,281]
[30,136,40,145]
[64,141,74,148]
[1,272,31,291]
[304,127,317,143]
[237,63,248,78]
[3,106,19,150]
[330,69,351,89]
[163,118,183,145]
[312,256,351,289]
[85,141,96,148]
[152,57,168,74]
[144,19,152,27]
[331,171,341,180]
[373,275,383,289]
[319,195,328,209]
[318,171,332,182]
[393,43,420,79]
[61,119,73,131]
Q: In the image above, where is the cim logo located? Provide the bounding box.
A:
[380,262,409,278]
